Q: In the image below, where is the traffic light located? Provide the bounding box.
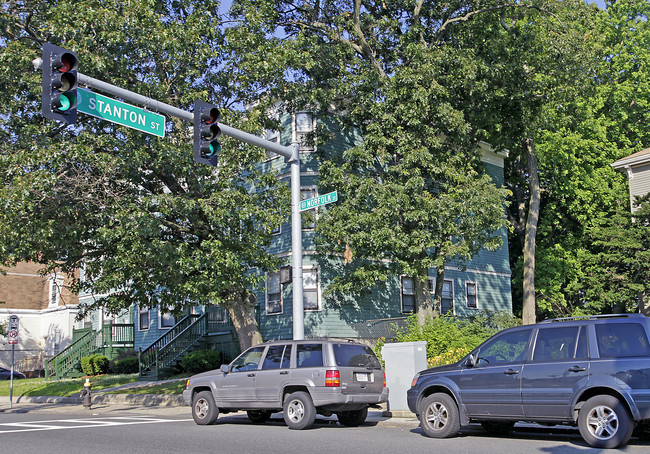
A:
[42,43,78,124]
[193,100,222,166]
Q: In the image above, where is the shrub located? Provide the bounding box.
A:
[384,311,520,365]
[92,355,109,375]
[181,349,222,374]
[80,354,110,375]
[109,350,139,374]
[80,355,95,376]
[111,356,140,374]
[428,347,472,368]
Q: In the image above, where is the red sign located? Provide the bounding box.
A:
[8,329,18,344]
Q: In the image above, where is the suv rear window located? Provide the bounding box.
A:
[596,323,650,358]
[333,344,381,369]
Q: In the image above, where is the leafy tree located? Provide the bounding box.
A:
[515,0,649,318]
[229,0,517,322]
[581,194,650,314]
[0,0,289,350]
[450,0,609,323]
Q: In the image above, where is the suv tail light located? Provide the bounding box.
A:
[326,370,340,387]
[384,372,387,387]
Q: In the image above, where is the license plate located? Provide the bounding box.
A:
[355,372,369,382]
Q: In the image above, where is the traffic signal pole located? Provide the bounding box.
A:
[35,58,305,340]
[78,72,306,340]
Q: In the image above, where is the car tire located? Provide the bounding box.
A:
[480,421,515,435]
[578,395,634,449]
[419,393,460,438]
[283,391,316,430]
[247,410,272,424]
[192,390,219,425]
[337,407,369,427]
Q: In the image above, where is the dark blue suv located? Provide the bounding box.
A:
[407,314,650,449]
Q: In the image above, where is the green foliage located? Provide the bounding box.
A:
[428,348,472,368]
[394,312,521,363]
[109,350,140,374]
[110,357,140,375]
[580,194,650,314]
[231,0,511,313]
[0,1,288,346]
[181,349,222,374]
[0,375,139,397]
[80,356,93,376]
[80,354,109,376]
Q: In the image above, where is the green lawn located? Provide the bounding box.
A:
[0,374,140,397]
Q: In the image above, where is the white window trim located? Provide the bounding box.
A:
[159,307,176,329]
[266,271,283,315]
[466,281,479,310]
[301,186,319,230]
[294,112,314,134]
[138,306,150,331]
[429,277,456,315]
[303,266,321,311]
[400,276,415,314]
[442,279,455,315]
[48,275,64,308]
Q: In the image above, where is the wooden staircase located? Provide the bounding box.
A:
[45,323,134,379]
[138,309,239,380]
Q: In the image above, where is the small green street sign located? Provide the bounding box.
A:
[300,191,338,211]
[77,88,165,137]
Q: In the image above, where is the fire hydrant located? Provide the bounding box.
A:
[80,378,92,410]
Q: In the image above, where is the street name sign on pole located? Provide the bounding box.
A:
[77,88,166,137]
[9,315,18,409]
[300,191,338,211]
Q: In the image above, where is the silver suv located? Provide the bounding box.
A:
[183,339,388,429]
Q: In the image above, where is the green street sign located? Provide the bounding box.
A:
[300,191,338,211]
[77,88,165,137]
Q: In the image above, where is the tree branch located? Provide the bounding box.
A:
[435,4,561,42]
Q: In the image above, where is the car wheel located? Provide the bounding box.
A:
[419,393,460,438]
[578,395,634,449]
[283,391,316,430]
[480,421,515,435]
[247,410,272,424]
[192,390,219,425]
[337,407,369,427]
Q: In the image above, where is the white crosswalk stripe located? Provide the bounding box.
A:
[0,417,192,434]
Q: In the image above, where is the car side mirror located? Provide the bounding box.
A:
[466,353,477,368]
[220,364,230,374]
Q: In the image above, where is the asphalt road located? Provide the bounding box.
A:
[1,410,650,454]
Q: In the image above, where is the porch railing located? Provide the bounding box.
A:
[138,314,206,377]
[45,323,134,379]
[45,329,97,379]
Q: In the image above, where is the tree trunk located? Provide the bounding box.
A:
[522,138,540,325]
[432,267,445,317]
[639,290,649,316]
[223,287,263,351]
[415,274,433,326]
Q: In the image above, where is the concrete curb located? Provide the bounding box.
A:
[0,393,184,407]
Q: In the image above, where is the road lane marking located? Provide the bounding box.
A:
[0,417,193,434]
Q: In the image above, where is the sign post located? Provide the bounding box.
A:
[8,315,19,409]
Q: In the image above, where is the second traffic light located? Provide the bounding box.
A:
[42,42,78,124]
[193,100,222,166]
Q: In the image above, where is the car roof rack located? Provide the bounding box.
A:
[539,313,645,324]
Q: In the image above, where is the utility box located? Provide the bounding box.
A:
[381,341,427,413]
